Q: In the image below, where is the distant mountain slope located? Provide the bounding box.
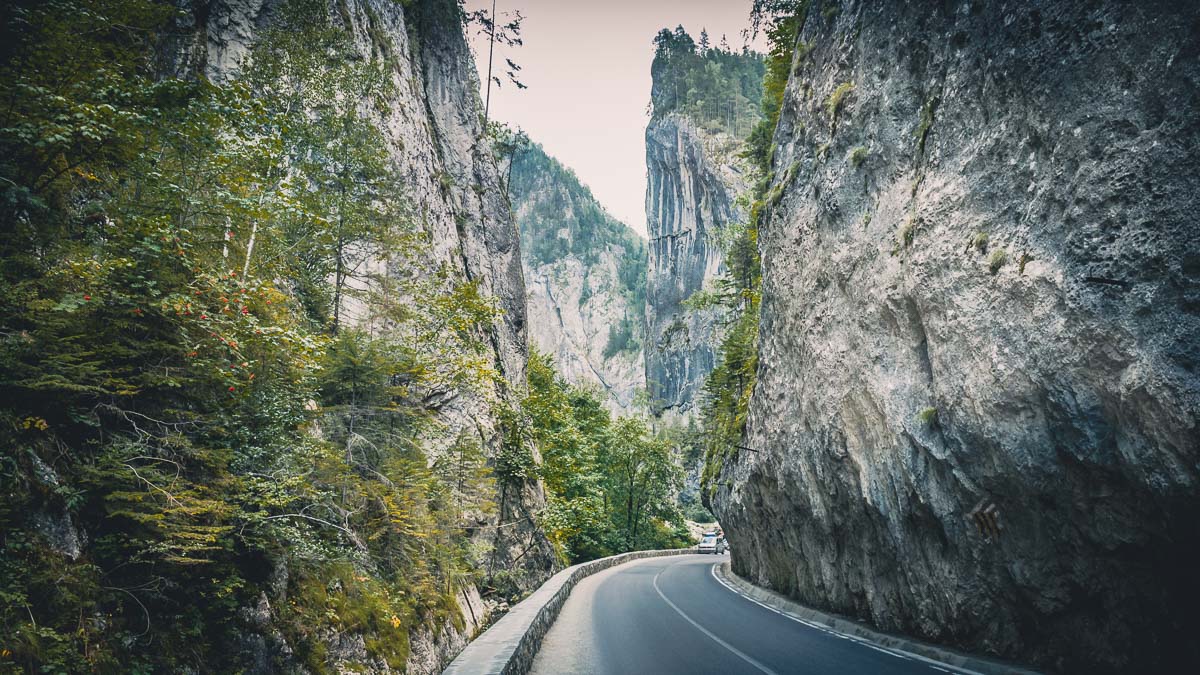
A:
[509,143,647,409]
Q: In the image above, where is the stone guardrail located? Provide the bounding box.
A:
[714,561,1043,675]
[442,547,696,675]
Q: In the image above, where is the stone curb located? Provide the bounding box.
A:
[714,561,1043,675]
[442,548,695,675]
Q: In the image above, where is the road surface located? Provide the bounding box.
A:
[530,554,970,675]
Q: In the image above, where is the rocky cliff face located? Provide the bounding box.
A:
[170,1,556,671]
[713,1,1200,672]
[509,143,647,410]
[644,114,747,420]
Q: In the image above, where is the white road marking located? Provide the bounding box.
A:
[652,561,780,675]
[708,562,985,675]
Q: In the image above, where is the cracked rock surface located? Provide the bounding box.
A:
[644,114,747,421]
[712,1,1200,672]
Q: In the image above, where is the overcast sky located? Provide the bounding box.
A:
[465,0,764,237]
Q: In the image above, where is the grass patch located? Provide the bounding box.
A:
[849,146,868,167]
[826,81,855,123]
[897,215,918,248]
[916,407,938,426]
[916,96,941,156]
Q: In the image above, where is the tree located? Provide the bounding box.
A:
[602,417,683,549]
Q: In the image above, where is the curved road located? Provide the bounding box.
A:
[530,554,970,675]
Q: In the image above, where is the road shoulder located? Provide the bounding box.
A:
[713,561,1041,675]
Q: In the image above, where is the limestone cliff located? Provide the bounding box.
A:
[644,114,744,421]
[169,1,557,671]
[509,143,647,411]
[643,32,765,422]
[713,1,1200,672]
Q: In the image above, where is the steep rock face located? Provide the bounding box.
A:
[171,1,556,671]
[510,144,647,410]
[714,2,1200,672]
[644,114,746,420]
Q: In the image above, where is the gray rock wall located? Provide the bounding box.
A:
[644,114,746,420]
[713,1,1200,672]
[524,253,645,411]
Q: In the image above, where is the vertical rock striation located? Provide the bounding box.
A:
[169,1,556,671]
[644,114,744,420]
[643,30,763,425]
[509,143,647,411]
[713,1,1200,672]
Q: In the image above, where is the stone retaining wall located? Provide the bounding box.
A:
[441,548,694,675]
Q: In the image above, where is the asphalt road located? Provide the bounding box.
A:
[530,554,970,675]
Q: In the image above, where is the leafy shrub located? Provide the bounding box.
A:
[970,231,990,253]
[850,146,869,167]
[826,81,855,122]
[989,248,1008,273]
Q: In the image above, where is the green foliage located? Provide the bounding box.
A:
[602,315,642,359]
[916,96,941,157]
[0,1,505,671]
[898,215,919,248]
[650,27,767,136]
[509,143,647,307]
[742,3,809,174]
[700,2,809,504]
[524,352,689,564]
[826,81,855,124]
[682,287,725,312]
[970,231,990,253]
[850,146,869,167]
[916,407,938,426]
[989,248,1008,274]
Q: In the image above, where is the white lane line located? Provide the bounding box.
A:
[652,562,780,675]
[709,563,983,675]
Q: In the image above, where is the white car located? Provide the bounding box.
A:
[697,533,726,554]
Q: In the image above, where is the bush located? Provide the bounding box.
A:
[970,231,989,253]
[989,248,1008,274]
[850,146,869,167]
[916,407,938,426]
[826,81,855,122]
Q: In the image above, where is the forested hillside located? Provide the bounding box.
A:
[0,2,699,671]
[507,140,647,410]
[0,0,554,671]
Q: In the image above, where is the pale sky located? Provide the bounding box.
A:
[466,0,764,237]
